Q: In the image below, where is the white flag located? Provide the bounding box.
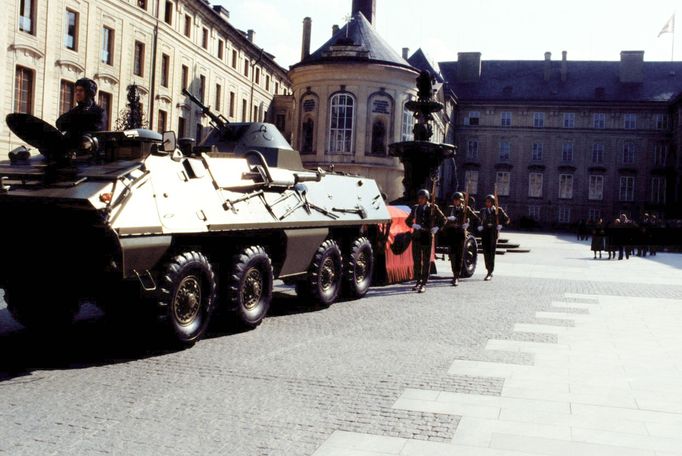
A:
[658,14,675,37]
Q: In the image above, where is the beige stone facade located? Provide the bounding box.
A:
[1,0,290,159]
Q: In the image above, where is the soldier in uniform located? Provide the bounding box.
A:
[444,192,479,286]
[406,189,446,293]
[477,194,510,281]
[56,77,107,148]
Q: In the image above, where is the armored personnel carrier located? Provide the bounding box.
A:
[0,99,389,345]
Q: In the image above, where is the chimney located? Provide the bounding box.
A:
[402,47,409,60]
[352,0,376,24]
[620,50,644,83]
[301,17,312,60]
[544,52,551,81]
[456,52,482,82]
[247,29,255,42]
[332,24,339,36]
[560,50,567,82]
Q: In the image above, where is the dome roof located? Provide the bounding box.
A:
[291,12,414,71]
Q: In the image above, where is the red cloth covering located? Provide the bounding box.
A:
[383,206,414,284]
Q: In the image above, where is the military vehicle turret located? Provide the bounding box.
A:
[0,101,389,345]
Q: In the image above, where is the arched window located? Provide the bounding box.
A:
[401,105,415,141]
[371,120,386,155]
[301,118,314,154]
[329,93,354,154]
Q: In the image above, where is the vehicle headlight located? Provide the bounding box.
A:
[80,135,99,154]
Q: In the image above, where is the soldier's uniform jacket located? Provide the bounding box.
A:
[444,205,479,234]
[479,206,510,230]
[56,100,107,145]
[406,203,446,242]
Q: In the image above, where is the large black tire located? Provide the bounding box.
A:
[297,239,343,306]
[5,286,79,332]
[225,246,273,328]
[343,237,374,300]
[157,251,216,346]
[460,234,478,278]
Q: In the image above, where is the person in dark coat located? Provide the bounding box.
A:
[405,189,446,293]
[591,218,606,259]
[477,194,510,281]
[56,77,107,149]
[443,192,479,286]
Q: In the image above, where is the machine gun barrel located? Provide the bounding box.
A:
[182,88,229,131]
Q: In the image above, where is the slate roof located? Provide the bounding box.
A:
[291,12,413,71]
[407,48,444,83]
[439,60,682,104]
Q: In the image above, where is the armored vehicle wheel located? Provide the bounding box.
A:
[343,237,374,300]
[298,240,343,306]
[460,235,478,279]
[4,286,79,331]
[157,251,216,346]
[226,246,273,328]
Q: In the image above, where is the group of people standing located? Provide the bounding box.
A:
[588,214,659,260]
[406,190,509,293]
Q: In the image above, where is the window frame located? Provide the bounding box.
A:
[498,141,511,161]
[495,171,511,196]
[622,142,636,164]
[500,111,512,127]
[532,112,544,128]
[588,175,604,201]
[466,139,479,160]
[464,170,479,195]
[101,26,114,65]
[531,142,543,161]
[160,54,170,88]
[14,65,34,114]
[133,40,145,77]
[563,112,575,128]
[64,9,79,51]
[619,176,635,202]
[59,79,75,115]
[593,113,606,129]
[18,0,35,34]
[528,172,543,198]
[561,142,574,162]
[558,174,574,199]
[328,92,355,154]
[623,113,637,130]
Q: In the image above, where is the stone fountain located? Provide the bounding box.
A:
[388,70,455,204]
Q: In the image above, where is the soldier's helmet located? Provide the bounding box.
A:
[75,78,98,99]
[451,192,464,201]
[485,194,496,203]
[417,189,430,200]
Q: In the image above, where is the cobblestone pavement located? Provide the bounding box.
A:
[1,233,681,455]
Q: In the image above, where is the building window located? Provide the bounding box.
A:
[255,68,260,85]
[619,176,635,201]
[19,0,35,34]
[134,41,145,77]
[177,116,186,137]
[532,112,544,128]
[532,143,543,161]
[158,109,167,133]
[201,27,209,49]
[371,119,387,155]
[243,58,249,77]
[528,206,541,221]
[499,141,511,161]
[241,99,247,121]
[651,177,666,204]
[301,118,314,154]
[14,66,34,114]
[160,54,170,88]
[528,172,543,198]
[464,170,479,195]
[214,84,221,111]
[164,1,173,25]
[59,80,75,115]
[654,114,669,130]
[466,140,479,160]
[265,75,270,91]
[97,91,112,130]
[623,113,637,129]
[563,112,575,128]
[464,111,479,126]
[199,75,206,102]
[559,174,573,199]
[232,50,238,68]
[64,9,79,50]
[561,142,574,162]
[217,39,224,60]
[401,106,414,141]
[328,93,354,154]
[253,105,259,122]
[275,114,286,133]
[229,91,235,118]
[500,111,512,127]
[593,113,606,129]
[181,65,189,91]
[592,143,604,164]
[588,208,601,222]
[495,172,511,196]
[558,207,571,224]
[588,175,604,201]
[622,142,635,164]
[101,26,114,65]
[184,14,191,37]
[653,144,668,166]
[275,82,279,95]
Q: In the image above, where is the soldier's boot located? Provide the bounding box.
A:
[452,277,459,286]
[412,281,421,291]
[418,284,426,293]
[484,272,493,281]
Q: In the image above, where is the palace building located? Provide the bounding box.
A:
[2,0,291,158]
